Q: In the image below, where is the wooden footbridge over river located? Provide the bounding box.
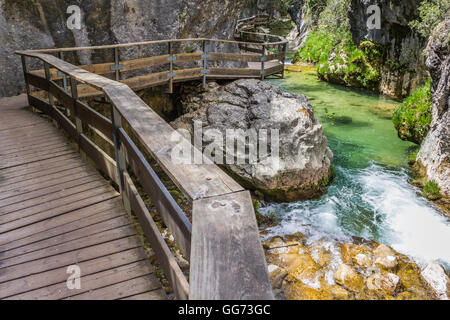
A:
[0,16,286,300]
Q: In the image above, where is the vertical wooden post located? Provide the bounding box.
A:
[58,52,69,93]
[43,62,55,108]
[168,42,174,94]
[202,40,208,89]
[282,43,287,79]
[57,52,70,117]
[70,77,83,150]
[110,102,131,214]
[20,55,31,96]
[114,47,120,81]
[261,45,266,81]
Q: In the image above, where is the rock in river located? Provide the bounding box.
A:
[172,79,333,202]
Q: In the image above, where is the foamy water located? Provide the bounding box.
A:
[261,164,450,269]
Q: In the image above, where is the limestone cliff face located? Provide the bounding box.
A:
[0,0,248,97]
[348,0,428,99]
[417,17,450,197]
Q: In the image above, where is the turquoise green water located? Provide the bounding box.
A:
[263,69,450,268]
[274,68,415,167]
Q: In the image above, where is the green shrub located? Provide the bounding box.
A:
[409,0,450,38]
[392,79,432,144]
[423,181,441,200]
[407,149,419,165]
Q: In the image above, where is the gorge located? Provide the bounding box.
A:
[1,0,449,301]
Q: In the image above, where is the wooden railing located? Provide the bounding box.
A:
[16,35,287,300]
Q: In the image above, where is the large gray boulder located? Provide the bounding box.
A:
[417,17,450,197]
[171,79,333,202]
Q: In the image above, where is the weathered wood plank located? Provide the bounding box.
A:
[0,199,122,247]
[208,52,261,62]
[0,224,136,268]
[64,274,161,300]
[0,247,145,298]
[123,172,189,299]
[0,190,118,234]
[7,260,155,300]
[120,130,191,259]
[0,236,142,283]
[0,173,100,207]
[0,215,128,260]
[209,67,260,76]
[190,191,273,300]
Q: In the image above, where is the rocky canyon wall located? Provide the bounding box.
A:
[417,16,450,197]
[0,0,249,98]
[349,0,428,99]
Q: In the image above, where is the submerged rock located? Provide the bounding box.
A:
[416,16,450,198]
[264,233,437,300]
[172,79,333,202]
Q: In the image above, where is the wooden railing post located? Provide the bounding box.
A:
[43,62,55,109]
[57,52,71,117]
[20,55,31,96]
[110,102,131,214]
[201,40,209,89]
[282,43,287,79]
[261,44,266,81]
[113,47,121,81]
[168,42,175,94]
[70,77,83,150]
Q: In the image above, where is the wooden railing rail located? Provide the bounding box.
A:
[17,37,276,299]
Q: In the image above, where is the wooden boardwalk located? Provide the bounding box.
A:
[0,95,166,300]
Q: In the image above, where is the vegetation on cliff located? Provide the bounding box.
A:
[292,0,382,91]
[409,0,450,38]
[392,79,432,145]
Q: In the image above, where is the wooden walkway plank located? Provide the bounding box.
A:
[0,215,128,260]
[0,180,111,219]
[64,274,162,300]
[0,224,137,268]
[0,153,81,179]
[0,198,122,247]
[0,189,119,233]
[0,165,91,194]
[0,236,143,283]
[8,260,155,300]
[0,169,98,202]
[0,248,147,299]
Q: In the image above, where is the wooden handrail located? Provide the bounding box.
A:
[16,35,277,299]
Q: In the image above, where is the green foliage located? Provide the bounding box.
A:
[179,12,187,20]
[409,0,450,38]
[292,0,382,91]
[423,181,442,200]
[392,79,432,144]
[184,45,195,53]
[293,29,382,90]
[407,148,419,165]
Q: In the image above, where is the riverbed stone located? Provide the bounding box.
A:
[268,264,288,289]
[374,244,398,270]
[334,264,364,292]
[421,261,450,300]
[265,233,437,300]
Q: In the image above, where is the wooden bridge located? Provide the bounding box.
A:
[1,16,287,300]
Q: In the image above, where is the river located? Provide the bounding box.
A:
[263,67,450,269]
